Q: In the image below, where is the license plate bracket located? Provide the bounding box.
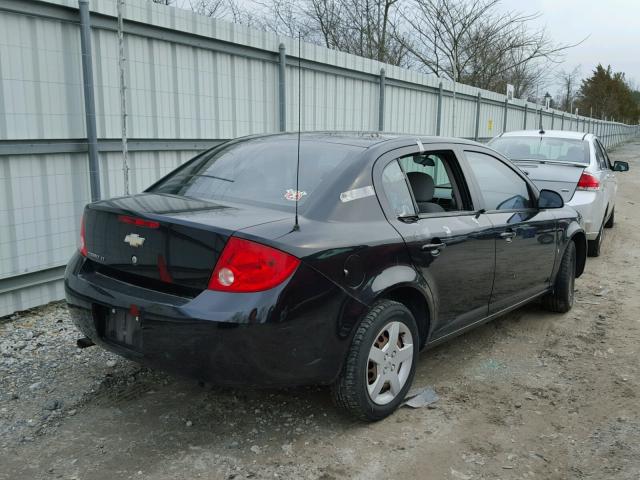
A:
[103,308,143,351]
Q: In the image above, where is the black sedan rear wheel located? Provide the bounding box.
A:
[542,241,576,313]
[332,300,418,421]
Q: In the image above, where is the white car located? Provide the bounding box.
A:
[489,130,629,256]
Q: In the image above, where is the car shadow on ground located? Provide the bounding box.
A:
[74,300,548,435]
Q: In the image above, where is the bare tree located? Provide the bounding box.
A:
[398,0,581,97]
[189,0,229,17]
[556,66,581,112]
[226,0,264,27]
[248,0,410,66]
[250,0,314,38]
[150,0,582,98]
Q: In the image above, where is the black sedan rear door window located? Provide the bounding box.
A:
[381,161,416,217]
[399,152,465,213]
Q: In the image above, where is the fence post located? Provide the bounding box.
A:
[551,111,555,129]
[474,92,481,141]
[78,0,101,201]
[436,82,443,136]
[378,68,385,132]
[502,98,508,133]
[612,119,616,146]
[561,113,564,130]
[278,43,286,132]
[538,108,543,131]
[523,104,528,129]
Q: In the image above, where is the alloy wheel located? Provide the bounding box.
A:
[366,321,414,405]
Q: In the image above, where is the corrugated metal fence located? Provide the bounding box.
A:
[1,0,639,316]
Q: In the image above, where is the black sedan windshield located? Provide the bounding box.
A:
[149,137,361,211]
[490,136,589,164]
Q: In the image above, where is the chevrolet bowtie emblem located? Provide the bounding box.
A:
[124,233,145,248]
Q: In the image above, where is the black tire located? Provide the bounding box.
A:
[542,241,576,313]
[604,208,615,228]
[587,221,604,257]
[332,300,419,421]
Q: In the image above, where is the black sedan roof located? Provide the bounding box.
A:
[235,131,484,150]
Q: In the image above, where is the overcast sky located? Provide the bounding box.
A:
[499,0,640,88]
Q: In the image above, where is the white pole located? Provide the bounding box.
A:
[118,0,130,195]
[451,80,456,137]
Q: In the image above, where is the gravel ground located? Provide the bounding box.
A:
[2,140,640,480]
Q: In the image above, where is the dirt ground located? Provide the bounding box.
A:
[2,140,639,480]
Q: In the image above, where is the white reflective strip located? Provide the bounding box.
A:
[340,185,375,203]
[416,139,425,152]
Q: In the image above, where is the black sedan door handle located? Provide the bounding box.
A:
[421,241,446,252]
[500,231,516,242]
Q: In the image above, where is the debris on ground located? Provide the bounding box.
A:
[403,386,440,409]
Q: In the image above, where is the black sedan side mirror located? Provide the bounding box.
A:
[613,161,629,172]
[538,189,564,209]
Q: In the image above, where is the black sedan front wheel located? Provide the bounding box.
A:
[542,241,576,313]
[332,300,418,421]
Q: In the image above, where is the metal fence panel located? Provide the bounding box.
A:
[0,153,89,279]
[98,149,197,198]
[385,85,436,135]
[0,10,85,140]
[0,0,638,316]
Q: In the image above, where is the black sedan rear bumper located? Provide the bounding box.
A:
[64,252,365,387]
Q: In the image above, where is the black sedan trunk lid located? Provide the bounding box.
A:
[83,193,287,293]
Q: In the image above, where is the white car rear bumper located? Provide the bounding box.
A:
[567,191,603,240]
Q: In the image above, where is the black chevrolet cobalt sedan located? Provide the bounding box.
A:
[65,133,587,420]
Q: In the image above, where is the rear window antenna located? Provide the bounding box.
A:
[293,33,302,232]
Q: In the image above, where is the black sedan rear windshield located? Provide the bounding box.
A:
[490,136,589,164]
[149,137,361,211]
